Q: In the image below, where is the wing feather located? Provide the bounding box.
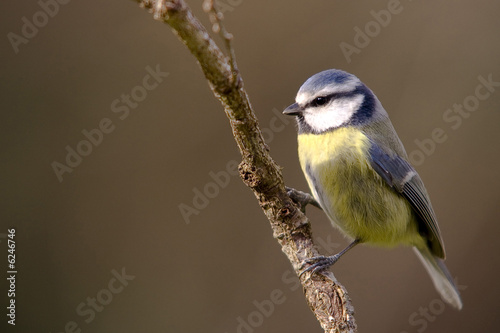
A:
[369,142,445,258]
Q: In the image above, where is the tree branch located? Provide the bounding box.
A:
[133,1,357,331]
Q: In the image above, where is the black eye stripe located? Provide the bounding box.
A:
[308,92,353,108]
[312,96,328,106]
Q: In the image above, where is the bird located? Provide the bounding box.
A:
[283,69,462,310]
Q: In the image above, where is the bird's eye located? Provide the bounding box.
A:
[312,96,328,107]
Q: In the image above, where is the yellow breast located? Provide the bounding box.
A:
[298,127,418,246]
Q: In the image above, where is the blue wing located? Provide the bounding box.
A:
[369,141,445,259]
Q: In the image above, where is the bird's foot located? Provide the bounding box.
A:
[299,254,340,277]
[285,187,321,213]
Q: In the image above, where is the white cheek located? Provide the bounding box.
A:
[304,94,365,132]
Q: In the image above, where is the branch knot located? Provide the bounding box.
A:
[238,161,262,188]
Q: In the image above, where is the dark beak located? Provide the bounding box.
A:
[282,103,303,116]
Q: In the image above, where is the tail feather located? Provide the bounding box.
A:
[413,247,463,310]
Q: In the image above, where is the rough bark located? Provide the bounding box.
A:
[133,1,357,331]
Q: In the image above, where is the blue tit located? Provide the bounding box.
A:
[283,69,462,310]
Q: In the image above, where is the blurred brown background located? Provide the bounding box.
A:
[1,0,499,332]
